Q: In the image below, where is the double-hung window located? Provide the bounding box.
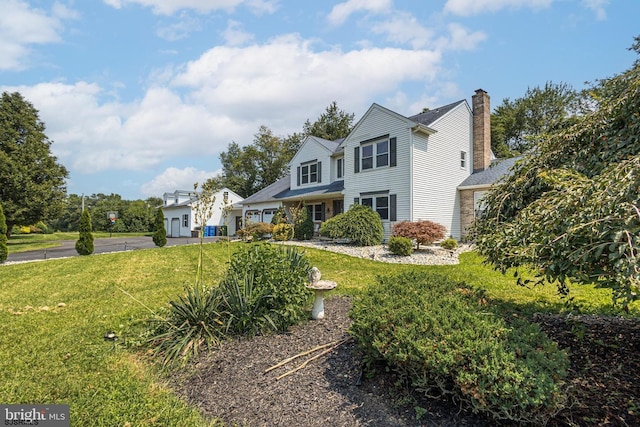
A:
[361,195,390,220]
[298,160,321,186]
[354,136,396,173]
[337,158,343,179]
[460,151,467,168]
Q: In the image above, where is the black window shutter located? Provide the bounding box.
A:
[354,197,359,205]
[297,166,300,186]
[317,161,322,183]
[354,147,360,173]
[321,202,325,221]
[390,194,397,221]
[390,137,397,167]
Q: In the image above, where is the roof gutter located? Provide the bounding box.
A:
[411,123,437,136]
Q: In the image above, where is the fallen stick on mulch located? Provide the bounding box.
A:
[264,337,352,381]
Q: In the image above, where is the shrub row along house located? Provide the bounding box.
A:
[240,89,515,240]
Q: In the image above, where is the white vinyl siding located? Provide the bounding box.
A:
[290,138,333,190]
[411,102,472,238]
[342,105,412,240]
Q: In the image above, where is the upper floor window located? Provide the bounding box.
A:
[337,158,343,179]
[297,160,322,186]
[460,151,467,168]
[354,136,396,173]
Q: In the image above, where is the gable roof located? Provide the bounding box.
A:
[239,175,291,205]
[458,157,519,188]
[407,100,466,127]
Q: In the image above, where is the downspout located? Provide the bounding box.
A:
[409,127,414,221]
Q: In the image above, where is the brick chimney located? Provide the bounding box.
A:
[472,89,491,172]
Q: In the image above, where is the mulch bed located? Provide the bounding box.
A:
[170,296,640,427]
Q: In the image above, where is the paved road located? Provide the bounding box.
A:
[5,236,218,263]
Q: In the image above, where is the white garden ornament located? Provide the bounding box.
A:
[306,267,337,320]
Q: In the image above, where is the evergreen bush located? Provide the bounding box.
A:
[152,208,167,247]
[75,209,94,255]
[388,235,413,256]
[238,222,273,240]
[0,203,7,263]
[219,244,312,334]
[440,237,458,250]
[350,271,569,424]
[294,205,315,240]
[272,223,294,241]
[271,207,288,225]
[319,204,383,246]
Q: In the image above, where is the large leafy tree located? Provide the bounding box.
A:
[491,82,582,157]
[219,102,354,196]
[474,36,640,308]
[0,92,68,236]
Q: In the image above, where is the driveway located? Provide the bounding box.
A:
[4,236,218,263]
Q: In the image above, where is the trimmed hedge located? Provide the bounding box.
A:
[349,271,568,424]
[388,235,413,256]
[319,204,383,246]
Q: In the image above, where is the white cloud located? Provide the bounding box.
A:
[0,0,77,70]
[370,11,435,49]
[102,0,276,15]
[156,12,202,41]
[437,23,487,51]
[172,33,442,123]
[3,32,445,192]
[222,20,254,46]
[141,167,222,196]
[582,0,609,20]
[327,0,392,26]
[443,0,553,16]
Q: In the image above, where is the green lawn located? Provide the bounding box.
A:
[0,241,636,426]
[7,232,150,253]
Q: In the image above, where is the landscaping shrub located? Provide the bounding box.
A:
[238,222,273,240]
[0,203,7,263]
[393,220,446,249]
[219,243,312,334]
[75,209,94,255]
[152,208,167,247]
[387,235,413,256]
[272,223,294,241]
[349,271,569,424]
[440,237,458,250]
[318,204,383,246]
[271,207,288,225]
[294,205,315,240]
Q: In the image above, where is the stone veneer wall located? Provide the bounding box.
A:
[459,188,477,240]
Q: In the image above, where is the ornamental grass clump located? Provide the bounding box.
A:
[349,271,569,424]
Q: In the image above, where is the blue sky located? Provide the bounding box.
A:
[1,0,638,200]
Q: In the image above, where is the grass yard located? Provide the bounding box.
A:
[7,232,151,253]
[0,241,636,426]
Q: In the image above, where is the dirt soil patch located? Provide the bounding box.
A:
[171,296,640,426]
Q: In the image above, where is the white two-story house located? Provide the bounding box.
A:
[240,89,510,240]
[162,188,244,237]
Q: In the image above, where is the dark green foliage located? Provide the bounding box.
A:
[149,284,225,366]
[319,204,383,246]
[0,202,7,263]
[152,208,167,247]
[302,101,355,140]
[350,271,569,424]
[474,36,640,307]
[387,235,412,256]
[272,223,294,241]
[0,92,68,235]
[440,238,458,250]
[294,205,314,240]
[75,209,94,255]
[220,244,312,333]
